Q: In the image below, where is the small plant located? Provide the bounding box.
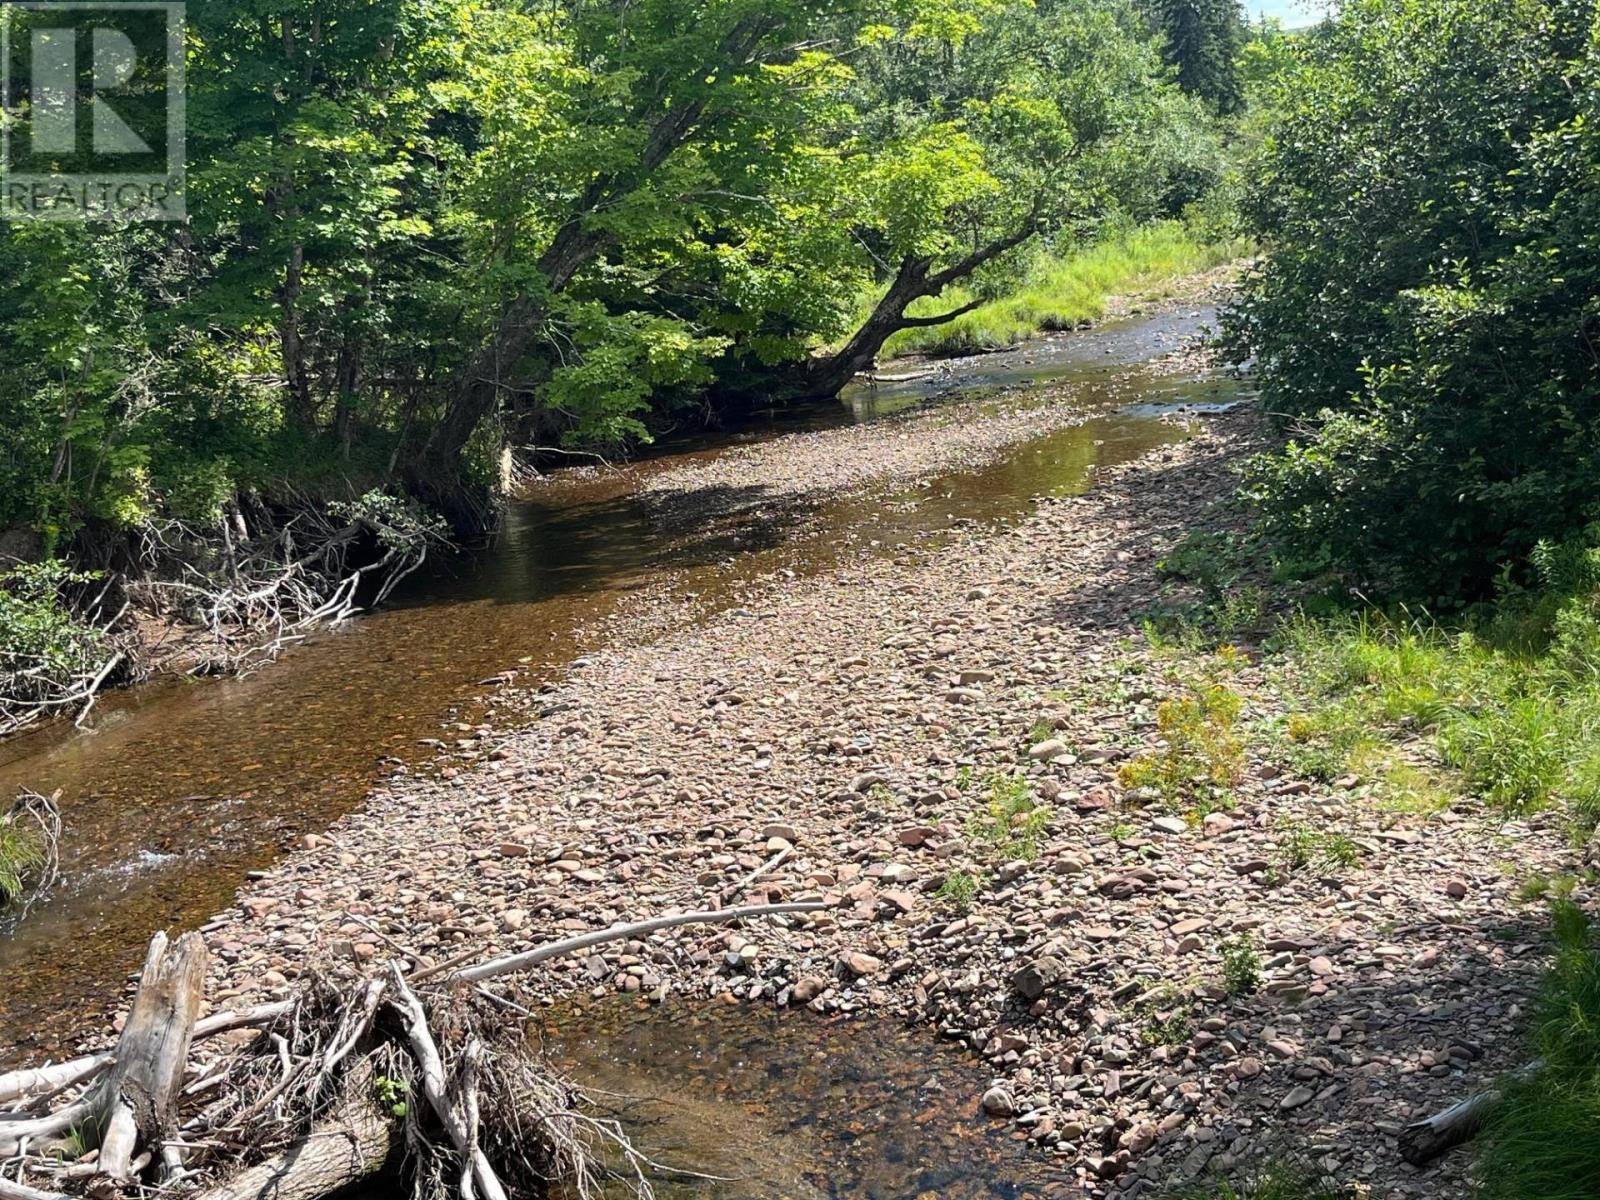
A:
[373,1074,410,1119]
[1120,682,1246,809]
[1159,530,1249,598]
[1274,819,1361,874]
[1137,989,1194,1047]
[1164,1159,1349,1199]
[1278,705,1373,783]
[1107,819,1136,841]
[965,773,1052,860]
[1220,935,1261,997]
[0,816,46,906]
[936,869,983,911]
[1517,871,1578,905]
[1027,717,1057,746]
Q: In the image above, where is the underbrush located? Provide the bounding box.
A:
[879,221,1245,360]
[1475,900,1600,1200]
[0,560,124,737]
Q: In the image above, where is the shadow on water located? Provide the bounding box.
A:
[0,309,1236,1090]
[540,999,1078,1199]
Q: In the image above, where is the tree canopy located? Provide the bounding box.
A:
[0,0,1230,546]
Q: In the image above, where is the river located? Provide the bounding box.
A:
[0,306,1242,1195]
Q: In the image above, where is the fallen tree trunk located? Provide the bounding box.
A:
[91,931,207,1180]
[194,1063,394,1200]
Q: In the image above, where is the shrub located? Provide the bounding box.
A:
[1226,0,1600,602]
[1120,683,1246,808]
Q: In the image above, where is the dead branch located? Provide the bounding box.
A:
[0,902,816,1200]
[450,901,825,984]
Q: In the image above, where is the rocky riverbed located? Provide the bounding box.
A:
[72,385,1571,1197]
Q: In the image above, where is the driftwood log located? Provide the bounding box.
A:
[1397,1059,1542,1165]
[0,901,824,1200]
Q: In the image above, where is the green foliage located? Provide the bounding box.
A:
[965,773,1052,860]
[1281,602,1600,835]
[1165,1160,1349,1200]
[1140,0,1248,115]
[1219,934,1260,997]
[936,869,984,910]
[0,817,46,906]
[1226,0,1600,602]
[0,0,1243,544]
[1136,988,1195,1047]
[1119,682,1246,808]
[1273,819,1360,875]
[0,561,112,698]
[880,220,1243,358]
[1476,901,1600,1200]
[372,1074,410,1120]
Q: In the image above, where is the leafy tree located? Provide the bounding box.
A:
[799,0,1220,396]
[1226,0,1600,603]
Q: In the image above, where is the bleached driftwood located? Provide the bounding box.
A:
[1398,1059,1543,1165]
[1,900,823,1200]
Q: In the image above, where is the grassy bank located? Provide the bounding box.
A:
[1148,529,1600,1200]
[880,220,1246,360]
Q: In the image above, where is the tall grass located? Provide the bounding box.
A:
[1278,599,1600,835]
[0,818,45,905]
[1476,901,1600,1200]
[879,221,1246,360]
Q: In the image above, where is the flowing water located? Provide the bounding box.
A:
[0,307,1242,1194]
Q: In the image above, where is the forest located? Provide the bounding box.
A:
[3,0,1600,1198]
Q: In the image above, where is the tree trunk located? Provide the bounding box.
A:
[92,931,207,1180]
[800,221,1041,401]
[281,243,316,431]
[195,1064,395,1200]
[1398,1059,1542,1165]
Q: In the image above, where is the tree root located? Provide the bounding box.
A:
[0,901,821,1200]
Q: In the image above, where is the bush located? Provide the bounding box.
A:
[1226,0,1600,603]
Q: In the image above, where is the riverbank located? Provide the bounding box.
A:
[110,395,1575,1197]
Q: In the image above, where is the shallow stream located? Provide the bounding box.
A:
[0,307,1242,1195]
